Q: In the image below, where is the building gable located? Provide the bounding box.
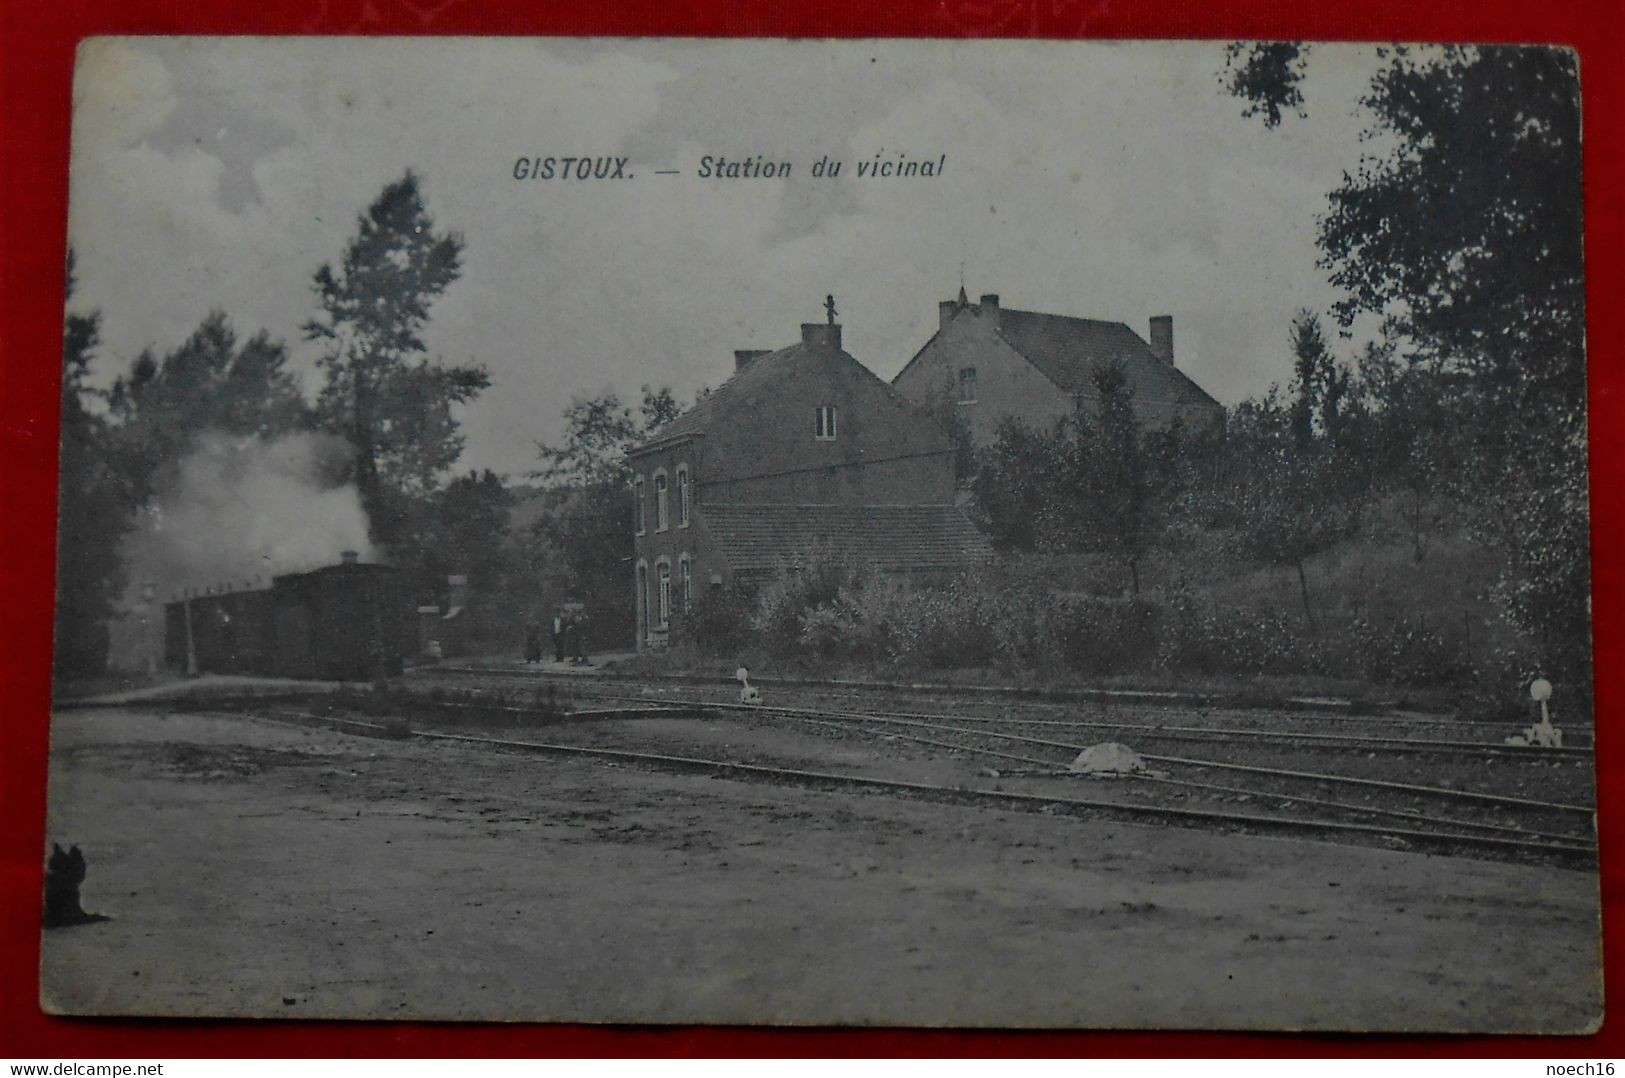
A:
[893,292,1225,437]
[632,323,957,505]
[892,297,1073,445]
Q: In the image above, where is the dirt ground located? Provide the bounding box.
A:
[40,707,1603,1031]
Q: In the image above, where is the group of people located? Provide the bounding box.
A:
[523,604,590,666]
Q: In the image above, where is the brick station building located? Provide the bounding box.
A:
[625,316,991,649]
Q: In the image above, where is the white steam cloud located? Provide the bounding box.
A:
[107,430,372,670]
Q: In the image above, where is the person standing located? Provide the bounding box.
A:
[523,618,542,664]
[572,607,591,665]
[562,613,579,665]
[552,610,566,663]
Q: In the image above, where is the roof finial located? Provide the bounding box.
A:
[825,293,838,325]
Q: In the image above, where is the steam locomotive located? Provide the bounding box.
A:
[163,552,414,680]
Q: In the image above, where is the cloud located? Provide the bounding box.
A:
[67,38,1390,477]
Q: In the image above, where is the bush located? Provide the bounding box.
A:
[679,582,758,657]
[673,553,1539,698]
[1349,614,1474,687]
[1027,594,1157,675]
[883,580,1006,669]
[1155,592,1307,676]
[751,557,876,659]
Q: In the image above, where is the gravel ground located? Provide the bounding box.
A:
[40,707,1602,1031]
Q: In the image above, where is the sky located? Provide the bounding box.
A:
[67,37,1391,477]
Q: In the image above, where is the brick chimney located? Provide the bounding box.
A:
[734,349,769,372]
[978,294,1001,329]
[801,323,842,350]
[340,549,359,566]
[939,300,959,329]
[1149,315,1173,365]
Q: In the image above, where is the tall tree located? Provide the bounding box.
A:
[1318,48,1583,415]
[969,416,1071,552]
[1083,362,1158,595]
[1287,310,1350,449]
[1227,44,1589,682]
[534,385,681,487]
[54,251,132,677]
[108,310,312,504]
[531,385,686,648]
[409,469,516,590]
[1221,42,1310,128]
[1232,370,1362,632]
[304,171,489,548]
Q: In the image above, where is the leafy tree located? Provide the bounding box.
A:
[304,171,489,549]
[1319,48,1583,417]
[1287,310,1351,450]
[531,385,687,648]
[1083,362,1157,595]
[534,385,681,487]
[969,417,1071,552]
[1349,337,1456,562]
[1231,380,1361,632]
[108,310,312,503]
[407,469,515,591]
[1221,42,1309,128]
[54,252,132,677]
[1227,44,1589,683]
[912,379,980,483]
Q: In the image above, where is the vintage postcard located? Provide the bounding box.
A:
[44,37,1598,1030]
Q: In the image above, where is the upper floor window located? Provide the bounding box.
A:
[654,473,670,532]
[676,465,691,527]
[633,475,646,535]
[814,405,838,441]
[958,366,978,403]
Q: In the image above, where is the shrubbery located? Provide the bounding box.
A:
[679,580,760,657]
[1155,592,1307,676]
[678,554,1525,693]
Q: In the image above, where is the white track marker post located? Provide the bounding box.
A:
[1530,677,1562,748]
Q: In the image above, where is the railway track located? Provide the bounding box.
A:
[469,676,1592,763]
[563,690,1594,810]
[522,679,1596,848]
[241,706,1598,868]
[152,666,1596,866]
[395,675,1597,832]
[421,662,1595,734]
[411,666,1595,748]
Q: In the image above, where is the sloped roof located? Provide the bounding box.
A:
[633,340,799,449]
[994,308,1221,413]
[703,504,992,574]
[632,335,951,462]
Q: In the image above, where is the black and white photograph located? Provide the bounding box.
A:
[44,37,1598,1031]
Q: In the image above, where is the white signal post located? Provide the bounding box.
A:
[1531,677,1553,722]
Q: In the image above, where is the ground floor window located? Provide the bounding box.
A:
[680,557,692,613]
[657,562,672,628]
[636,563,649,641]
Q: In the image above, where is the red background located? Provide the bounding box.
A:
[3,0,1621,1057]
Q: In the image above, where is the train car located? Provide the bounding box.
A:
[165,552,414,680]
[163,587,278,675]
[269,555,414,680]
